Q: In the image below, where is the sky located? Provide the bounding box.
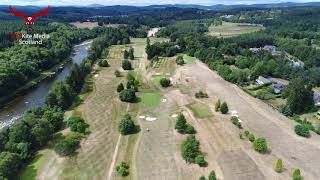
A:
[1,0,319,6]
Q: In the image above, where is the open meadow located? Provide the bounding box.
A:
[208,22,264,38]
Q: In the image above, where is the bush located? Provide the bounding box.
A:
[220,102,229,114]
[185,124,196,134]
[253,137,268,153]
[54,133,82,156]
[295,124,310,138]
[195,154,207,167]
[118,114,135,135]
[248,133,255,142]
[98,59,109,67]
[239,132,244,139]
[199,176,206,180]
[119,89,136,102]
[122,60,132,70]
[160,78,171,87]
[116,162,129,176]
[208,170,216,180]
[275,159,283,173]
[292,169,302,180]
[67,116,89,133]
[195,91,208,98]
[230,116,242,129]
[114,70,121,77]
[175,113,187,133]
[176,56,185,65]
[117,83,125,93]
[215,99,221,112]
[244,130,250,137]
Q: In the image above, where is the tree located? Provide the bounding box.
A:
[54,133,81,156]
[114,70,121,77]
[220,102,229,114]
[0,152,21,179]
[116,162,129,176]
[185,124,196,134]
[123,50,129,59]
[275,159,283,173]
[129,47,134,60]
[195,154,207,167]
[98,59,109,67]
[215,99,221,112]
[175,113,187,133]
[199,176,206,180]
[119,89,136,103]
[176,55,185,65]
[248,133,255,142]
[286,78,314,114]
[253,137,268,153]
[295,124,310,138]
[181,135,201,163]
[118,114,135,135]
[122,60,132,70]
[208,170,216,180]
[67,117,89,133]
[292,169,302,180]
[117,83,125,93]
[160,78,171,87]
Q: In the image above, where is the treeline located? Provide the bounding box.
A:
[0,27,130,179]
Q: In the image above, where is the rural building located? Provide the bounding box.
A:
[273,83,284,94]
[314,93,320,106]
[256,76,272,85]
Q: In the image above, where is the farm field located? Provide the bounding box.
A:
[208,22,264,37]
[70,21,99,29]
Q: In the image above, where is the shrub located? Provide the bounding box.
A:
[122,60,132,70]
[67,116,89,133]
[295,124,310,138]
[119,89,136,102]
[185,124,196,134]
[123,50,129,59]
[175,113,187,133]
[275,159,283,173]
[292,169,302,180]
[253,137,268,153]
[239,133,244,139]
[114,70,121,77]
[248,133,255,142]
[160,78,171,87]
[195,91,208,98]
[208,170,216,180]
[220,102,229,114]
[215,99,221,112]
[116,162,129,176]
[176,56,185,65]
[54,133,82,156]
[244,130,250,137]
[98,59,109,67]
[195,154,206,167]
[199,176,206,180]
[118,114,135,135]
[230,116,242,129]
[117,83,125,93]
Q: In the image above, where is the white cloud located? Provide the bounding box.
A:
[1,0,319,6]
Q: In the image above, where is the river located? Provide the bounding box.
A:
[0,40,92,129]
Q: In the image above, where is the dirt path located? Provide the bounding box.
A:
[107,134,122,180]
[178,60,320,180]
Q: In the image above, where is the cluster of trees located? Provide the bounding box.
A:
[118,114,136,135]
[199,171,216,180]
[175,113,196,134]
[146,39,180,60]
[123,47,134,60]
[215,100,229,114]
[0,27,129,179]
[181,135,206,167]
[118,73,139,103]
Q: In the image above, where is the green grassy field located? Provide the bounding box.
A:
[183,54,196,64]
[188,102,213,118]
[139,92,162,109]
[208,22,264,38]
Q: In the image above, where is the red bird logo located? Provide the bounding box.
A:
[9,6,51,25]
